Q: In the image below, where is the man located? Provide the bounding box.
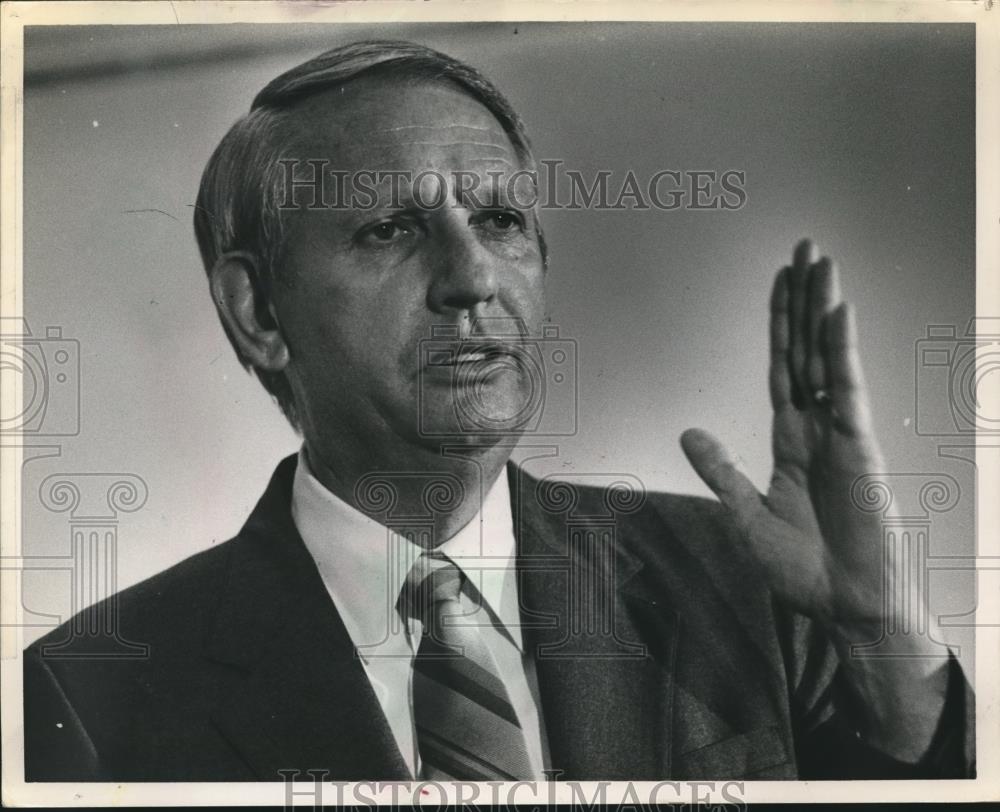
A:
[24,40,973,781]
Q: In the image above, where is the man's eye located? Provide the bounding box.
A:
[358,221,414,245]
[475,211,525,232]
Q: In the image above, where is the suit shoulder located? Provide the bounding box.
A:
[644,490,742,542]
[25,534,241,656]
[511,463,747,569]
[638,488,752,566]
[541,474,757,593]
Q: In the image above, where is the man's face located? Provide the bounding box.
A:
[270,78,547,458]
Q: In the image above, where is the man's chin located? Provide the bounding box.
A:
[413,406,532,447]
[414,418,529,447]
[415,385,537,445]
[419,431,514,451]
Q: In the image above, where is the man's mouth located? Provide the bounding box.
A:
[453,350,490,364]
[427,342,521,367]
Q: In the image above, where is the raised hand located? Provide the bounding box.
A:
[681,239,889,631]
[680,239,948,760]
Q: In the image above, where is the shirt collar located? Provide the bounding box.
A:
[290,448,522,654]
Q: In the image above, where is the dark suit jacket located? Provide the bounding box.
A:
[24,455,974,781]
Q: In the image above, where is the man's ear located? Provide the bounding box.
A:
[209,252,290,372]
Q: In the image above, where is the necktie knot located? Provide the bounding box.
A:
[399,553,463,626]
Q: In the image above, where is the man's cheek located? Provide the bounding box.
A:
[518,292,548,336]
[502,273,545,319]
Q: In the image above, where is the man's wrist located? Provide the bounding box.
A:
[827,619,953,762]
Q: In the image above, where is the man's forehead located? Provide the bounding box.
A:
[289,78,519,171]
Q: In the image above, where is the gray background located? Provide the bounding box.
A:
[18,23,976,652]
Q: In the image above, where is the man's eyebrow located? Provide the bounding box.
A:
[365,141,512,150]
[372,124,498,134]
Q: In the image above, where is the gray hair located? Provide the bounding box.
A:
[193,40,545,429]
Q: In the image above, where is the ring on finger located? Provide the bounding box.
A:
[812,388,833,408]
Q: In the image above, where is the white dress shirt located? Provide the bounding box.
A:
[290,448,548,779]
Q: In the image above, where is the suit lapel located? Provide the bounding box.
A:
[198,456,787,780]
[204,456,410,780]
[509,463,678,780]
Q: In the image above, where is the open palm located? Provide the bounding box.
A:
[682,240,896,635]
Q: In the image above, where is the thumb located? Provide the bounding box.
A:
[680,428,764,530]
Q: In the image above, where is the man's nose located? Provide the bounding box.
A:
[426,222,499,317]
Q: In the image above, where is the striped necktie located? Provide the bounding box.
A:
[400,552,535,781]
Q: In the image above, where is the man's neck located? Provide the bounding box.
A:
[302,435,516,545]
